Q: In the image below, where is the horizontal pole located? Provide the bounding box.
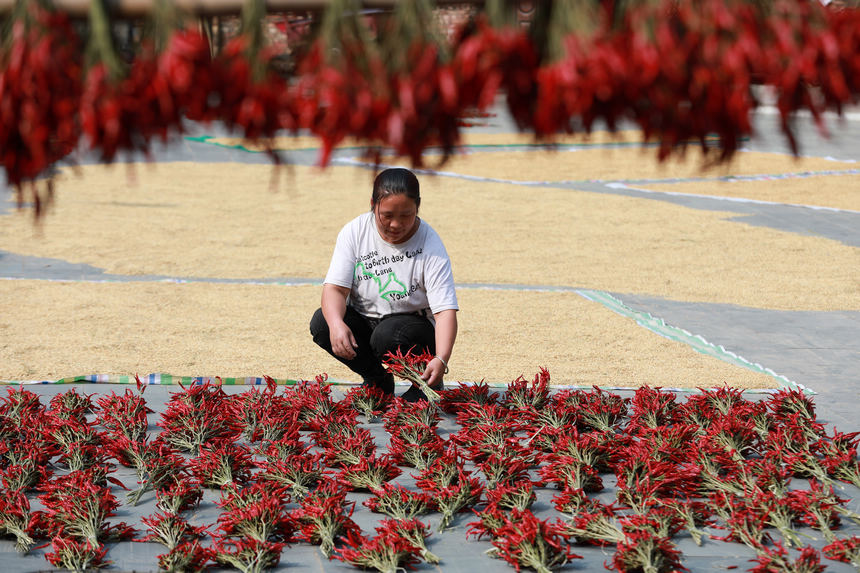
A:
[0,0,484,18]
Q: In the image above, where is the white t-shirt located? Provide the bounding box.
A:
[324,212,459,320]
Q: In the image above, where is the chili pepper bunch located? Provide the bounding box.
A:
[0,488,38,553]
[95,383,152,443]
[387,421,447,470]
[364,481,437,520]
[344,384,392,421]
[0,3,81,215]
[383,348,443,403]
[333,523,424,572]
[256,450,326,499]
[157,379,242,453]
[231,376,299,443]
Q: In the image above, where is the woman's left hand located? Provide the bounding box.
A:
[425,309,457,390]
[421,357,446,389]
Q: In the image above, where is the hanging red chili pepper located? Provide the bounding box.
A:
[0,3,82,216]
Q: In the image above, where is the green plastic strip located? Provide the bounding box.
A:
[0,375,787,396]
[574,289,812,394]
[185,133,724,154]
[185,135,264,154]
[0,374,303,386]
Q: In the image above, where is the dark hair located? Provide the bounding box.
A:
[371,168,420,209]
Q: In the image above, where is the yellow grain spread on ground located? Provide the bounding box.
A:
[0,280,778,388]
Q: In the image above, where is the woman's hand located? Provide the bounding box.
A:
[321,283,357,359]
[329,321,358,360]
[421,357,446,388]
[423,309,457,389]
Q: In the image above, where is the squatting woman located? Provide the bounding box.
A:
[310,167,458,401]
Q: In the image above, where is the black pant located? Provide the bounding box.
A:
[310,306,436,381]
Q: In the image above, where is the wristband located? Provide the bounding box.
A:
[434,355,449,374]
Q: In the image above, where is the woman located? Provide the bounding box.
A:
[310,167,458,402]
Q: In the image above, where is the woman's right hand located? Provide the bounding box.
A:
[329,321,358,360]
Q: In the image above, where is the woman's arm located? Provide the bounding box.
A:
[422,308,458,388]
[321,283,358,359]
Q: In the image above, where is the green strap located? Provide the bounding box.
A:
[575,289,811,394]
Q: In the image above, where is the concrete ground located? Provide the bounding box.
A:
[0,383,857,573]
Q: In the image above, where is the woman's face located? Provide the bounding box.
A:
[373,193,419,244]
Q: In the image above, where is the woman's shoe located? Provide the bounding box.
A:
[361,372,394,394]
